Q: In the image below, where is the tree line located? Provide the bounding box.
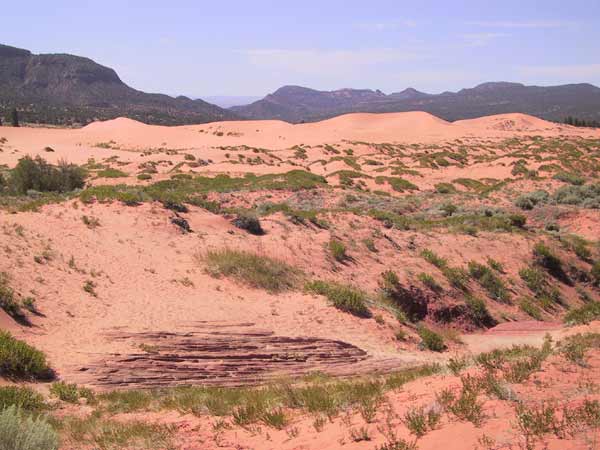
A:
[562,116,600,128]
[0,108,20,127]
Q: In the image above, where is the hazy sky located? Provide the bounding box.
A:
[3,0,600,98]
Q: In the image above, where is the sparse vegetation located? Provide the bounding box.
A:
[0,406,58,450]
[0,331,53,380]
[306,280,371,317]
[204,249,302,293]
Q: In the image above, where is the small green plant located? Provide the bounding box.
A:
[417,272,443,293]
[83,280,98,297]
[402,406,441,437]
[417,325,446,352]
[81,215,100,228]
[328,238,348,262]
[447,355,469,375]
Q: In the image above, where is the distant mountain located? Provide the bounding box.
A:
[231,82,600,123]
[0,44,237,126]
[203,95,263,108]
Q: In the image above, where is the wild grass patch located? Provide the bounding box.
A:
[306,280,371,318]
[204,249,302,293]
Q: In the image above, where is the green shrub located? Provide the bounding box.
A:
[553,183,600,208]
[520,298,543,320]
[403,406,441,437]
[306,280,371,318]
[0,331,53,380]
[97,168,127,178]
[417,273,443,293]
[232,212,264,235]
[50,382,84,404]
[418,325,446,352]
[468,261,511,303]
[137,173,152,181]
[0,272,23,321]
[564,302,600,325]
[591,261,600,286]
[533,242,569,282]
[204,249,302,293]
[328,239,348,262]
[508,213,527,228]
[465,296,496,328]
[553,171,585,185]
[434,183,456,194]
[0,406,58,450]
[421,249,447,268]
[8,156,86,194]
[515,190,549,210]
[0,387,45,412]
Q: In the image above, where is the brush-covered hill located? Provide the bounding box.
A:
[0,44,237,126]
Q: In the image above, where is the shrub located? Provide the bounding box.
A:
[515,190,549,210]
[0,386,45,412]
[0,331,53,380]
[553,183,600,207]
[204,249,302,293]
[508,213,527,228]
[380,271,428,321]
[467,261,511,303]
[9,156,86,194]
[558,333,600,366]
[0,272,24,321]
[434,183,456,194]
[564,302,600,325]
[417,272,443,293]
[421,249,447,268]
[0,406,58,450]
[591,261,600,286]
[520,298,543,320]
[532,242,569,283]
[97,168,127,178]
[328,239,348,262]
[306,280,371,318]
[403,406,441,437]
[232,212,264,235]
[137,173,152,181]
[417,325,446,352]
[465,296,496,328]
[553,171,585,185]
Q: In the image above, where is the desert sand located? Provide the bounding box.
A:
[1,111,599,449]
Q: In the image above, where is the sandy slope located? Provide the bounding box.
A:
[0,112,598,169]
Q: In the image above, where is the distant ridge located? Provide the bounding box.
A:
[231,82,600,123]
[0,43,237,126]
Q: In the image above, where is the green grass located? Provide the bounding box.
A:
[306,280,371,318]
[0,331,53,380]
[96,168,127,178]
[204,249,302,293]
[79,170,326,205]
[328,239,348,262]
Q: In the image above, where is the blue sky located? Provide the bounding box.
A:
[3,0,600,98]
